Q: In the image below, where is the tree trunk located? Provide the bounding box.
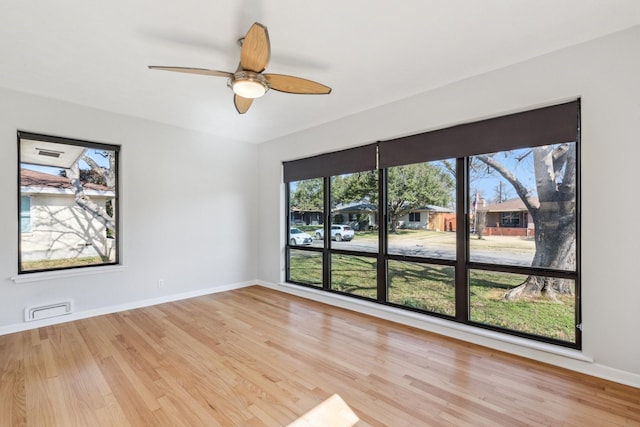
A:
[476,210,486,239]
[390,215,398,233]
[504,215,575,299]
[477,144,576,301]
[504,221,575,300]
[66,164,116,232]
[503,145,576,300]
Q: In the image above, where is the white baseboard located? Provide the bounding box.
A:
[256,280,640,389]
[0,280,255,336]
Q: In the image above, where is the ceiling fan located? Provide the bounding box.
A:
[149,22,332,114]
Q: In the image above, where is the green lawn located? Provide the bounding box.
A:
[289,252,575,343]
[21,256,107,271]
[289,250,323,287]
[469,270,575,342]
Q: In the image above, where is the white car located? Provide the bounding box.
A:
[314,225,355,242]
[289,228,313,246]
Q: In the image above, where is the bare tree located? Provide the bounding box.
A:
[476,143,576,300]
[64,151,116,233]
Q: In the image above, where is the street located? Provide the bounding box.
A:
[306,236,534,266]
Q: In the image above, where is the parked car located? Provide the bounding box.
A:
[289,228,313,246]
[314,225,355,242]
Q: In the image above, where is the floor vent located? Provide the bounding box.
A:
[24,301,73,322]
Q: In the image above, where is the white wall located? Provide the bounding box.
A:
[257,26,640,386]
[0,88,259,331]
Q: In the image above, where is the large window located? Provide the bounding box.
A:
[18,131,120,273]
[284,101,580,348]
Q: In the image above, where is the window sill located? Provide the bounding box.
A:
[11,265,127,284]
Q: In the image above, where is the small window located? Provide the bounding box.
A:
[409,212,421,222]
[500,212,521,227]
[18,131,120,273]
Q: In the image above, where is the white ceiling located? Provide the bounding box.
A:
[2,0,640,144]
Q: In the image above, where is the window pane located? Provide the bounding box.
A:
[19,134,118,273]
[288,249,322,287]
[469,144,576,271]
[331,172,378,253]
[388,261,455,316]
[469,269,576,343]
[388,160,456,259]
[20,196,31,233]
[288,178,324,249]
[330,254,376,299]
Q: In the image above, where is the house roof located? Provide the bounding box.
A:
[480,198,539,213]
[415,204,454,213]
[334,202,378,213]
[20,168,113,195]
[20,140,87,169]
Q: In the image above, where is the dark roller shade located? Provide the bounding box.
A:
[379,100,579,168]
[283,143,377,183]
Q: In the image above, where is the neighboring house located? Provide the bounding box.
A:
[20,168,115,262]
[332,202,378,230]
[478,198,536,237]
[290,209,323,226]
[396,205,455,231]
[332,202,455,232]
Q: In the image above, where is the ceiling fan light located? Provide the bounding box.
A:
[230,71,269,99]
[232,79,267,98]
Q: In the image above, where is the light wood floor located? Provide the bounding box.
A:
[1,285,638,426]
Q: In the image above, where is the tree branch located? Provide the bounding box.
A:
[475,154,539,215]
[83,153,116,189]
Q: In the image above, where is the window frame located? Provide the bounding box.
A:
[284,100,581,349]
[17,131,121,275]
[408,212,421,222]
[500,212,521,227]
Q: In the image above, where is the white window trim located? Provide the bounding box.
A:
[11,264,127,284]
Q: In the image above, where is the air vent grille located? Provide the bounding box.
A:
[24,301,73,322]
[36,148,63,158]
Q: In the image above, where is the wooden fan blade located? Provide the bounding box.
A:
[148,66,233,78]
[264,74,332,94]
[234,95,253,114]
[240,23,270,73]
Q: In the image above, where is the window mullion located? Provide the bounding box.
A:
[455,157,469,322]
[323,176,332,290]
[377,165,387,303]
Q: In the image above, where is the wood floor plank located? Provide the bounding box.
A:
[0,333,27,427]
[1,285,639,426]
